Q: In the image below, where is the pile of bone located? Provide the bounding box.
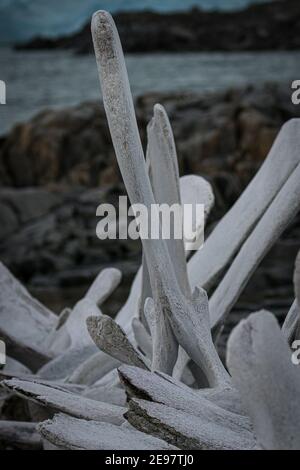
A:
[0,11,300,450]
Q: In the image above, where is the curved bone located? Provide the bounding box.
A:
[94,368,121,388]
[119,365,251,432]
[282,300,300,344]
[92,10,229,389]
[44,308,72,354]
[294,251,300,306]
[85,267,122,305]
[116,268,142,330]
[86,315,149,370]
[139,104,188,370]
[144,297,178,373]
[48,268,121,353]
[83,385,126,407]
[210,160,300,330]
[65,299,103,349]
[146,104,189,295]
[117,120,300,343]
[37,345,97,381]
[38,413,177,450]
[188,119,300,291]
[126,399,257,450]
[180,174,214,251]
[227,311,300,450]
[116,171,214,335]
[0,262,54,370]
[131,317,152,359]
[2,378,125,425]
[68,351,120,386]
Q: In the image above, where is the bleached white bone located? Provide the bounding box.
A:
[210,160,300,330]
[3,378,125,425]
[119,365,252,432]
[144,297,178,373]
[86,315,149,370]
[37,345,97,381]
[85,268,122,305]
[0,263,55,370]
[227,311,300,450]
[83,384,126,407]
[146,104,189,295]
[38,413,177,450]
[131,317,152,359]
[140,104,187,372]
[92,10,229,388]
[282,300,300,344]
[48,268,121,353]
[294,251,300,307]
[68,351,120,386]
[126,398,257,450]
[188,119,300,291]
[282,252,300,343]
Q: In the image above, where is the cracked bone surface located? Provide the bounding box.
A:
[1,9,300,450]
[92,10,230,389]
[227,311,300,450]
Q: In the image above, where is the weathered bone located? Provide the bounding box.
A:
[282,252,300,343]
[3,378,125,425]
[131,317,152,359]
[48,268,121,353]
[83,385,126,407]
[0,262,55,370]
[37,345,97,381]
[146,104,190,296]
[117,120,300,337]
[91,10,229,389]
[68,351,120,386]
[188,119,300,291]
[94,368,121,388]
[119,365,251,432]
[86,315,149,370]
[144,297,178,373]
[126,398,257,450]
[38,413,177,450]
[282,300,300,344]
[294,251,300,307]
[85,268,122,305]
[116,169,214,334]
[140,104,187,371]
[210,159,300,331]
[227,311,300,450]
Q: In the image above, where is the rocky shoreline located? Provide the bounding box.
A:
[0,83,299,332]
[15,0,300,54]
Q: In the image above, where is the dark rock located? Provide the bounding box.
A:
[15,1,300,54]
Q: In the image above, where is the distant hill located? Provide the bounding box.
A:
[1,0,271,43]
[16,0,300,54]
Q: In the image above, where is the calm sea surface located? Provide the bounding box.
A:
[0,47,299,135]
